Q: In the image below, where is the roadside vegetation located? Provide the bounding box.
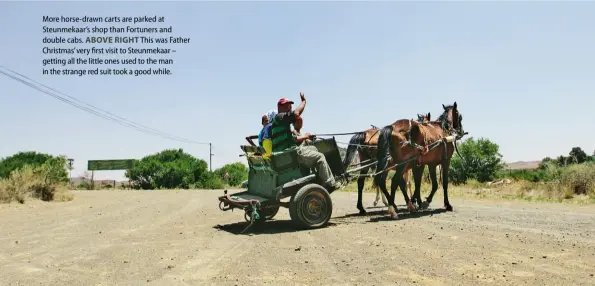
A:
[0,152,73,204]
[341,138,595,204]
[2,138,592,204]
[0,149,249,204]
[75,149,249,191]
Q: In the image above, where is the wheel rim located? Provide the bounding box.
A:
[299,191,328,225]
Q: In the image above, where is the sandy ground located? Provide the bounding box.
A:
[1,190,595,286]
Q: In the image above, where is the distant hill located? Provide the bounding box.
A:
[506,161,540,170]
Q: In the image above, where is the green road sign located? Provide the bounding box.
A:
[88,159,135,171]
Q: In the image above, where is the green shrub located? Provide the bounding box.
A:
[214,162,248,187]
[194,171,224,189]
[77,181,92,190]
[559,162,595,197]
[0,158,72,204]
[125,148,211,190]
[449,137,505,184]
[0,151,69,181]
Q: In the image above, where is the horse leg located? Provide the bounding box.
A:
[422,163,440,209]
[357,168,368,215]
[374,183,389,207]
[374,188,380,206]
[405,169,414,206]
[381,186,389,207]
[442,159,453,211]
[412,164,424,210]
[392,165,415,213]
[374,173,398,219]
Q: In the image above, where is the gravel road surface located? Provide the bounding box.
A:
[1,190,594,285]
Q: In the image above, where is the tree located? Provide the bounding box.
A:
[214,162,248,187]
[0,151,68,182]
[538,157,554,170]
[568,147,587,164]
[448,137,505,184]
[125,148,213,190]
[556,155,568,166]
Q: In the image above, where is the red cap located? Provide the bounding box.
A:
[277,98,294,106]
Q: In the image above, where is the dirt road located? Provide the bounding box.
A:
[1,190,594,285]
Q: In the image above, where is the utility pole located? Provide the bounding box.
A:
[67,158,74,188]
[209,143,214,172]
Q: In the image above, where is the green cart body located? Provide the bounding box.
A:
[218,137,346,231]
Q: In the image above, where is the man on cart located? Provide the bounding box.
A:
[271,92,341,190]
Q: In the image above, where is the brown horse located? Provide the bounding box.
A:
[369,117,432,219]
[374,113,432,207]
[409,102,465,211]
[342,113,431,215]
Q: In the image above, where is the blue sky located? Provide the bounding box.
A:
[1,1,594,180]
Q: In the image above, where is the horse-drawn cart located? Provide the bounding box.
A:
[218,137,349,232]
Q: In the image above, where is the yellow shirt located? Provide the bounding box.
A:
[262,139,272,159]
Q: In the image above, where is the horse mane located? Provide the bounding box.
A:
[410,105,455,146]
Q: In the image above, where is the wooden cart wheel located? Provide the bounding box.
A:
[260,205,280,220]
[289,183,333,229]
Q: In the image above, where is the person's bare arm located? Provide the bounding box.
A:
[245,135,258,146]
[295,133,312,143]
[294,92,306,116]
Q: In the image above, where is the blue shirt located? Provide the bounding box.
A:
[258,123,273,146]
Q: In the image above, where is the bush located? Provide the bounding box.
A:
[449,137,505,184]
[502,169,549,183]
[0,166,35,203]
[559,162,595,197]
[77,181,92,190]
[542,147,590,168]
[194,171,224,189]
[0,157,72,204]
[125,148,215,190]
[568,147,588,164]
[0,151,69,181]
[214,162,248,187]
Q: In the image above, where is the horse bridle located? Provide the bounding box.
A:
[448,112,468,163]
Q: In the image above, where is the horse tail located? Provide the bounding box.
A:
[342,132,366,170]
[372,125,394,189]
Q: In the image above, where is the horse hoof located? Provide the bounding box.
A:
[445,205,453,212]
[422,201,430,210]
[387,206,399,219]
[373,201,378,207]
[358,210,367,216]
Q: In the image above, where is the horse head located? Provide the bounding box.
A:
[439,102,464,136]
[440,102,467,163]
[416,112,431,124]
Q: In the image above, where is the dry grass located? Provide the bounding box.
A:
[53,188,74,202]
[338,167,595,205]
[447,180,591,204]
[0,164,73,204]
